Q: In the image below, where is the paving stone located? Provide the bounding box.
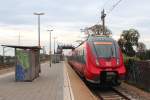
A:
[0,62,64,100]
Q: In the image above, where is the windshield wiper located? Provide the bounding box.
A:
[92,43,99,59]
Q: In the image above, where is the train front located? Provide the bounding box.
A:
[84,35,126,85]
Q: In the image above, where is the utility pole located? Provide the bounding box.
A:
[33,12,45,47]
[101,9,106,35]
[2,46,5,64]
[53,37,57,64]
[47,30,53,55]
[18,33,20,46]
[47,29,53,67]
[54,37,57,54]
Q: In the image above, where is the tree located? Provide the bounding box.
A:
[118,29,140,56]
[136,42,147,60]
[118,38,126,53]
[137,42,146,52]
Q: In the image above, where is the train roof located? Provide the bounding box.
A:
[75,35,116,48]
[87,35,115,42]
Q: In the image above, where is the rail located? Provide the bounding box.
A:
[96,87,131,100]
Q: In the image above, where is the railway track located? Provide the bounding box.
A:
[92,87,131,100]
[88,85,131,100]
[96,87,131,100]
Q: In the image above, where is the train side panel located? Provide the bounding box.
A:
[68,36,126,85]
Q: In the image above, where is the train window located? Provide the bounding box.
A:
[82,49,85,64]
[114,41,120,59]
[93,43,116,58]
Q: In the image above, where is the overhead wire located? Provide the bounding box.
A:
[86,0,124,32]
[96,0,110,25]
[101,0,110,11]
[97,0,124,25]
[107,0,123,15]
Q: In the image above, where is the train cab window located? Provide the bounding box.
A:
[93,42,116,58]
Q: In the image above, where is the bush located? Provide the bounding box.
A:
[123,54,140,65]
[136,50,150,60]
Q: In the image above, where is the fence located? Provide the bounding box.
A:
[0,54,50,68]
[0,56,15,66]
[125,60,150,92]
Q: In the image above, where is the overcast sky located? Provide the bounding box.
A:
[0,0,150,54]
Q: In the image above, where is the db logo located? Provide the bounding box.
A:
[106,62,111,66]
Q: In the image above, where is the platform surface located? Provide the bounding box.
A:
[65,62,96,100]
[0,62,64,100]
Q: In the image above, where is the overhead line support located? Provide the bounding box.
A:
[101,9,106,35]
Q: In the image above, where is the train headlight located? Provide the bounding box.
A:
[117,59,119,65]
[96,59,100,66]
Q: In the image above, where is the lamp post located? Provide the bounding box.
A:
[53,37,57,63]
[33,12,45,47]
[53,37,57,54]
[18,33,21,46]
[47,29,53,67]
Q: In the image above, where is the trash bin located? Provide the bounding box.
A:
[52,54,61,63]
[2,45,41,82]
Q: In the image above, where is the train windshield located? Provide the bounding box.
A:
[93,42,116,58]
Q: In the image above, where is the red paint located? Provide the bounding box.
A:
[68,37,126,84]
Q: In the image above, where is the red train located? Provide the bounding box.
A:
[68,35,126,85]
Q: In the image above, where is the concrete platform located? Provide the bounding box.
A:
[0,61,96,100]
[0,62,64,100]
[64,62,96,100]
